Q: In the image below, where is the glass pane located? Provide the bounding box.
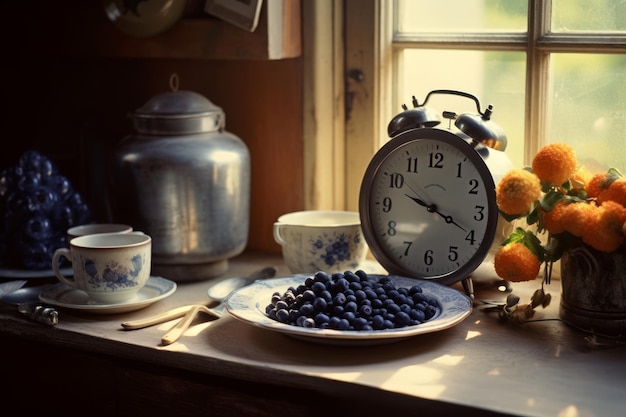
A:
[396,0,527,32]
[395,49,526,168]
[548,54,626,172]
[553,0,626,32]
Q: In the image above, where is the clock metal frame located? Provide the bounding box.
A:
[359,127,499,286]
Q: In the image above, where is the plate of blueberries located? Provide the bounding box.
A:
[224,270,472,345]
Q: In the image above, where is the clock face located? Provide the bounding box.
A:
[359,128,498,285]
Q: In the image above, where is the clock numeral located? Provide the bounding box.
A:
[428,152,444,168]
[424,250,434,266]
[402,241,412,257]
[448,246,459,262]
[465,230,476,245]
[456,162,462,178]
[406,157,419,173]
[468,179,479,194]
[382,197,392,212]
[389,173,404,188]
[474,205,485,221]
[387,220,397,236]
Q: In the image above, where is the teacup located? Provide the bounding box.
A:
[67,223,133,240]
[273,210,367,274]
[52,232,152,304]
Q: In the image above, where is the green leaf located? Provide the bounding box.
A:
[499,210,525,222]
[522,230,547,263]
[501,227,527,246]
[540,190,565,211]
[526,205,539,226]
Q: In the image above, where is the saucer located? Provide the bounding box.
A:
[38,276,177,315]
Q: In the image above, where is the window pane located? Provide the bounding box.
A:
[396,0,527,32]
[548,54,626,172]
[552,0,626,32]
[395,49,526,168]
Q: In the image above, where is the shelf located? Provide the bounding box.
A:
[59,0,301,60]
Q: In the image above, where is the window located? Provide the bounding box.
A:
[342,0,626,212]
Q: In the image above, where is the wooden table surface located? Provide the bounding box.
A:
[2,251,625,417]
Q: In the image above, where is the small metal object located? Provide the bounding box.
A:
[17,304,59,326]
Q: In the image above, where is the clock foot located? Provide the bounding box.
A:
[461,277,475,300]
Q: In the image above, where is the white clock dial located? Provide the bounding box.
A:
[359,128,498,285]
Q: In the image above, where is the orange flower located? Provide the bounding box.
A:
[597,178,626,208]
[494,242,541,282]
[582,201,626,252]
[586,172,610,198]
[496,169,542,216]
[531,143,578,186]
[561,202,597,237]
[542,202,569,234]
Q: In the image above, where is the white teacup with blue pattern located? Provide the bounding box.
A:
[273,211,367,274]
[52,232,151,304]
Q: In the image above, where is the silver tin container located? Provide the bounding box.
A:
[112,88,250,282]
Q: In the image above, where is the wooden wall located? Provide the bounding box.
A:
[0,1,304,254]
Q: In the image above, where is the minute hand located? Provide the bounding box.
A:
[431,208,467,232]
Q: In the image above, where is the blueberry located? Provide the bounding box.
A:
[333,292,346,305]
[320,290,332,302]
[302,318,316,328]
[349,281,362,291]
[24,215,52,240]
[344,301,358,313]
[313,297,327,312]
[275,309,290,323]
[314,271,331,282]
[372,315,385,330]
[334,277,350,292]
[329,316,342,329]
[354,270,368,280]
[314,313,330,326]
[337,318,350,330]
[395,311,411,327]
[410,309,425,322]
[311,281,326,295]
[359,304,373,317]
[299,303,315,316]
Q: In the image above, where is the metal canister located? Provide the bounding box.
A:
[112,78,250,282]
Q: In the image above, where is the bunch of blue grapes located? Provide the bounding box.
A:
[265,270,441,331]
[0,150,91,269]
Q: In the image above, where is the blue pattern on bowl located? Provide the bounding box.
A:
[308,230,363,271]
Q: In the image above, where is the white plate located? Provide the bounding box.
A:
[38,276,177,315]
[0,266,73,279]
[225,274,472,345]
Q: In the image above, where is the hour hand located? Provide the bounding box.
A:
[404,193,428,208]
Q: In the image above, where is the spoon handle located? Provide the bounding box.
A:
[161,305,203,345]
[121,305,195,330]
[160,305,222,345]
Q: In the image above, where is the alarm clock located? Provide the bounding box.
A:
[359,90,514,298]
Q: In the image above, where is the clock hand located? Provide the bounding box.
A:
[404,193,428,208]
[405,193,467,231]
[431,209,467,232]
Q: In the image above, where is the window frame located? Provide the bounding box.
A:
[337,0,626,212]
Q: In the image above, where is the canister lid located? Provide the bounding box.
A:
[132,75,225,135]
